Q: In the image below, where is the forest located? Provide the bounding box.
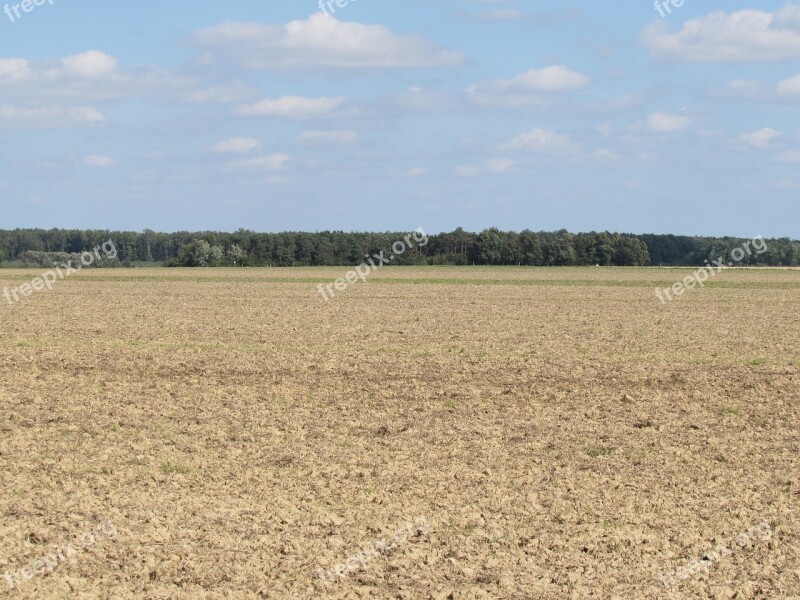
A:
[1,228,798,267]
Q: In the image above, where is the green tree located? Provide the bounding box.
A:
[613,237,650,266]
[501,231,522,264]
[177,239,211,266]
[519,230,542,265]
[542,231,577,266]
[209,245,224,265]
[477,228,504,265]
[226,244,246,266]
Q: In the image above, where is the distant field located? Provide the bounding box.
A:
[0,267,797,598]
[3,265,800,288]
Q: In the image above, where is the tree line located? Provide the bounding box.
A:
[0,228,798,267]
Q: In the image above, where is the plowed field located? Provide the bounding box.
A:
[1,267,798,599]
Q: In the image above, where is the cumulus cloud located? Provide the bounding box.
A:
[234,96,345,119]
[641,5,800,62]
[645,111,690,133]
[502,127,575,152]
[0,51,127,101]
[506,66,589,91]
[486,158,516,173]
[389,87,460,112]
[724,78,771,98]
[61,50,118,78]
[210,137,261,154]
[0,51,256,106]
[192,14,465,70]
[778,74,800,96]
[468,65,590,107]
[0,58,31,82]
[740,128,780,148]
[227,153,291,171]
[68,106,107,123]
[721,73,800,103]
[0,104,106,128]
[498,127,631,165]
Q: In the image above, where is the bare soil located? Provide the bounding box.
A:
[0,267,797,599]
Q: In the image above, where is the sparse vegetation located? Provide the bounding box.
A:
[0,266,796,597]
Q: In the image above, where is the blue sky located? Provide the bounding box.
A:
[1,0,799,236]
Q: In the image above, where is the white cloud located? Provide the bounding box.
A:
[390,87,459,112]
[722,73,800,103]
[182,84,256,104]
[502,127,574,152]
[725,79,769,96]
[0,50,117,84]
[192,14,465,70]
[211,137,261,154]
[468,65,590,107]
[645,111,690,133]
[68,106,107,123]
[234,96,344,119]
[486,158,516,173]
[84,155,115,168]
[740,128,780,148]
[0,104,57,123]
[228,153,291,171]
[777,74,800,96]
[405,167,427,178]
[0,58,31,82]
[0,51,256,106]
[499,128,629,165]
[296,130,358,145]
[61,50,118,78]
[641,6,800,62]
[507,66,590,91]
[0,104,106,128]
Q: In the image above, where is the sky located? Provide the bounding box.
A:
[1,0,799,237]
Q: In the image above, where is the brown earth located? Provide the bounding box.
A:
[0,267,798,599]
